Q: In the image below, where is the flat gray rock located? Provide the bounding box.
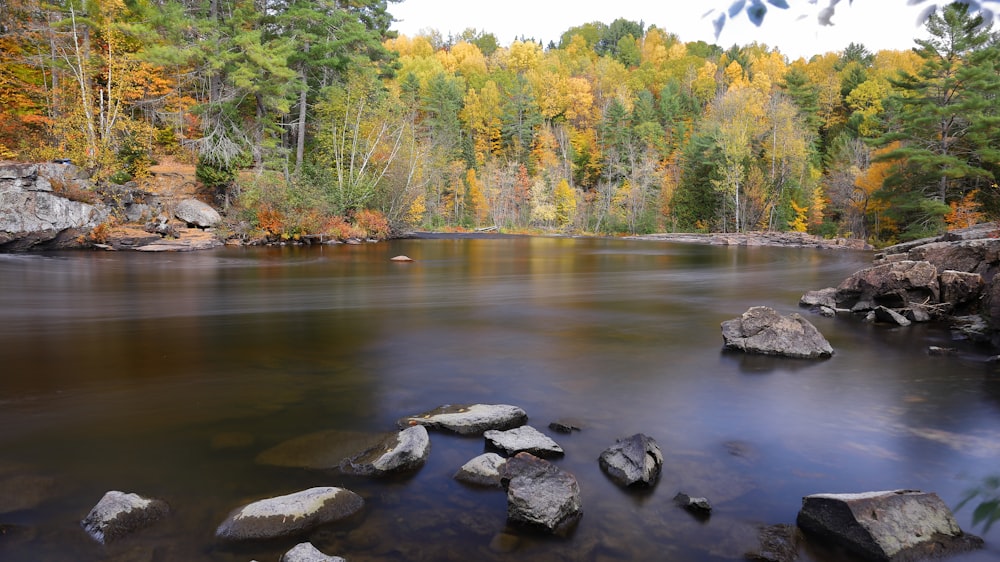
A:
[484,425,563,458]
[281,542,346,562]
[255,429,389,469]
[81,491,169,544]
[397,404,527,435]
[340,425,430,476]
[796,490,983,561]
[454,453,507,487]
[216,487,363,541]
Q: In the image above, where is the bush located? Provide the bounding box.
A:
[196,157,237,189]
[352,209,391,240]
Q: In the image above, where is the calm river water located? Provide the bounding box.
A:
[2,236,1000,561]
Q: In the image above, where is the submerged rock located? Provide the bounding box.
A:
[796,489,983,561]
[397,403,528,435]
[255,429,389,469]
[499,452,582,535]
[281,542,346,562]
[746,524,801,562]
[721,306,834,359]
[598,433,663,488]
[454,453,507,488]
[216,487,363,541]
[80,490,169,544]
[340,425,430,476]
[484,425,564,458]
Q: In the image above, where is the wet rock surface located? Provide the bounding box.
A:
[340,425,431,476]
[397,403,528,435]
[484,425,564,458]
[281,542,346,562]
[216,487,363,541]
[499,452,582,535]
[80,490,169,544]
[721,306,834,359]
[796,489,983,561]
[598,433,663,487]
[453,453,507,488]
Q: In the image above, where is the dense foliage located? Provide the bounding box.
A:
[1,0,998,243]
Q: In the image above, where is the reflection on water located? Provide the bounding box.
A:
[1,237,1000,561]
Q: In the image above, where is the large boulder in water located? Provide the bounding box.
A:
[80,490,169,544]
[397,403,527,435]
[796,490,983,561]
[216,487,363,541]
[339,425,430,476]
[598,433,663,488]
[721,306,833,359]
[499,452,582,535]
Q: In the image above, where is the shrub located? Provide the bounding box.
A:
[353,209,391,240]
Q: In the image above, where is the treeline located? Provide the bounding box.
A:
[1,1,999,243]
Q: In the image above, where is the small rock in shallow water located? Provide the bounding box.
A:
[598,433,663,488]
[454,453,506,487]
[216,487,363,541]
[281,542,345,562]
[390,255,413,262]
[81,490,169,544]
[398,403,528,435]
[673,492,712,517]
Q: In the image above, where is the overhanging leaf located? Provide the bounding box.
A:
[767,0,790,8]
[729,0,748,18]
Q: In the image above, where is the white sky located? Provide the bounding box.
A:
[389,0,938,60]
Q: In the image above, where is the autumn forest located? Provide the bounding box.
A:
[2,0,999,244]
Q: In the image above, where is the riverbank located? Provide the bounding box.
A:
[625,231,873,251]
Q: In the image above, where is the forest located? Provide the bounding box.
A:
[1,0,999,245]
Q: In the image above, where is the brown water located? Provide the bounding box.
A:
[1,236,999,561]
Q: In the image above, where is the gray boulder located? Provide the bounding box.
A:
[796,490,983,561]
[80,490,169,544]
[340,425,430,476]
[939,270,984,310]
[721,306,834,359]
[598,433,663,488]
[216,487,363,541]
[397,403,527,435]
[872,306,911,326]
[454,453,507,488]
[499,452,582,535]
[0,162,107,250]
[174,198,221,228]
[281,542,346,562]
[484,425,564,458]
[837,260,940,309]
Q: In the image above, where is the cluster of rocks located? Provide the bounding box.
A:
[800,224,1000,348]
[627,231,872,250]
[62,403,984,562]
[71,403,687,560]
[0,161,224,252]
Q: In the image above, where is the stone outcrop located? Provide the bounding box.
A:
[598,433,663,488]
[339,425,430,476]
[397,403,528,435]
[80,490,169,544]
[721,306,834,359]
[454,453,507,488]
[281,542,346,562]
[796,490,983,561]
[216,487,363,541]
[801,224,1000,347]
[0,162,107,250]
[498,452,582,535]
[174,198,221,228]
[484,425,564,458]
